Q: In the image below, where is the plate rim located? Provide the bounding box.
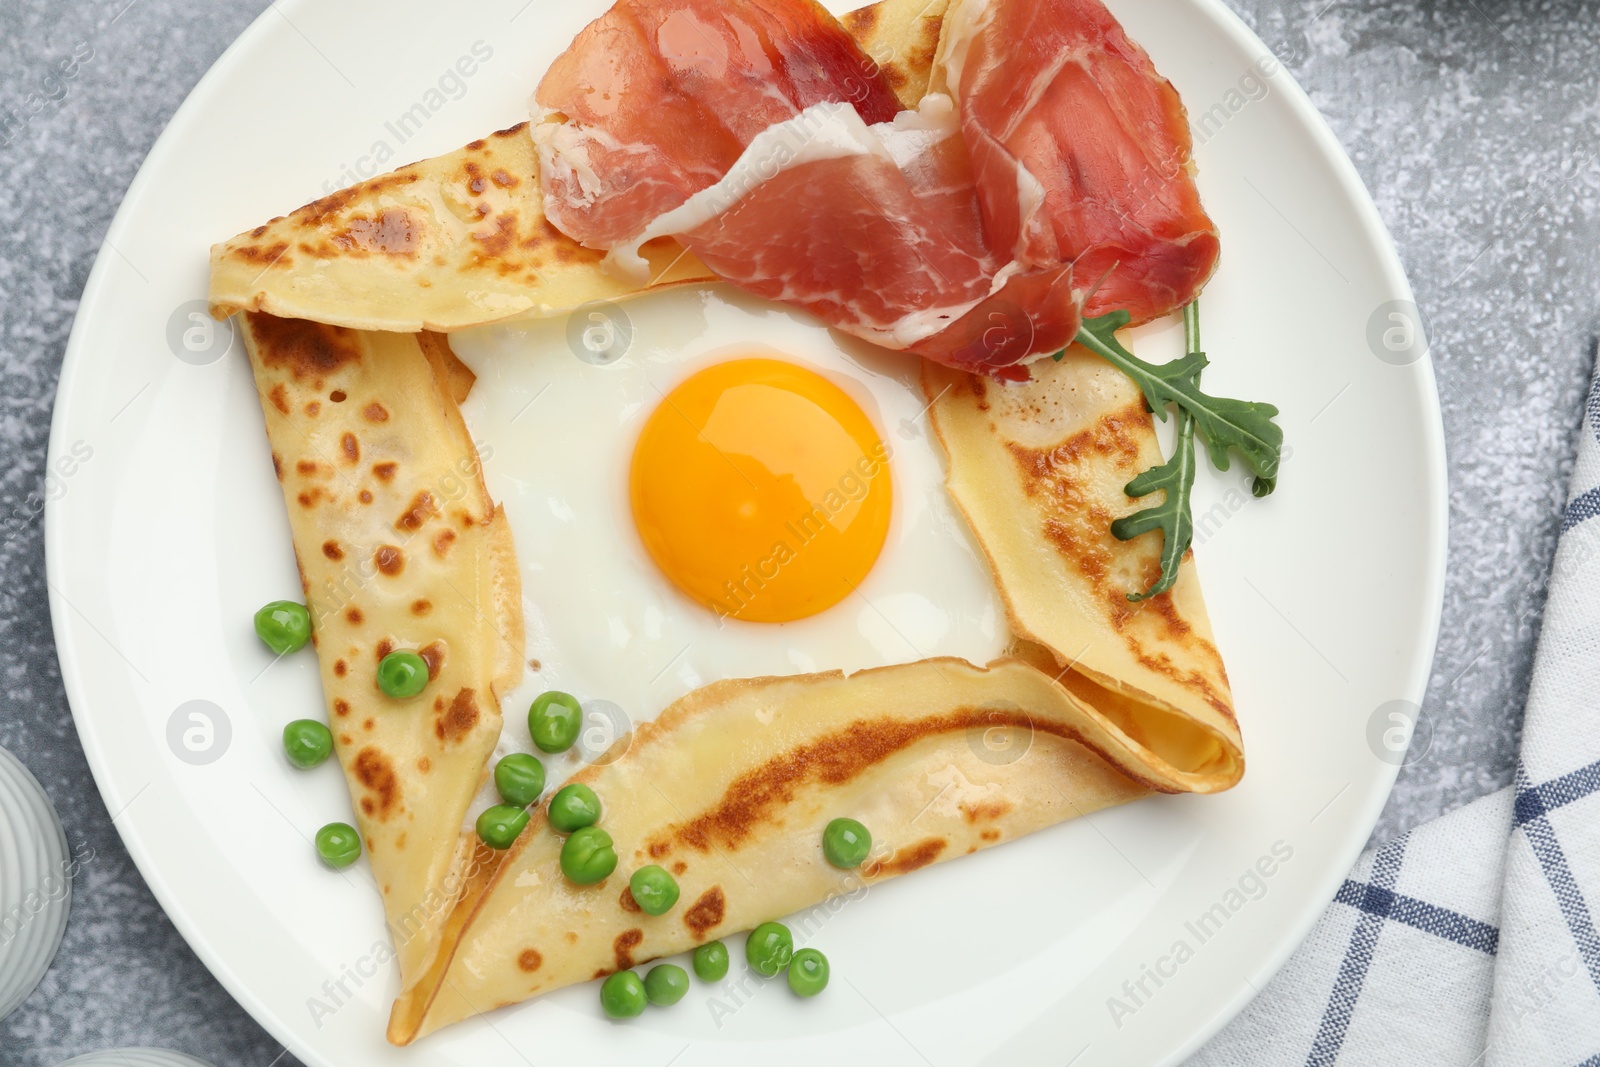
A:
[1165,0,1447,1057]
[42,0,1449,1062]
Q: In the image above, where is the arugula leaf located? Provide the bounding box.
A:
[1110,399,1197,601]
[1105,303,1203,601]
[1069,309,1283,492]
[1051,300,1285,600]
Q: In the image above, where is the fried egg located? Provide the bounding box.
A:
[449,285,1007,781]
[629,356,894,623]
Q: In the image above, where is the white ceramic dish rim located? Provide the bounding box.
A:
[43,0,1448,1062]
[0,745,73,1022]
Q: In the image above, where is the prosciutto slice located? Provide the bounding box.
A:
[533,0,902,249]
[937,0,1219,323]
[608,95,1082,376]
[534,0,1217,376]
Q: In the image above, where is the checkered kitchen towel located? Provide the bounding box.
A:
[1190,375,1600,1066]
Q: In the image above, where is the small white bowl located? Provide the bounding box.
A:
[0,744,71,1022]
[58,1052,217,1067]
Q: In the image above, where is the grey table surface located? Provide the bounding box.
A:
[0,0,1592,1063]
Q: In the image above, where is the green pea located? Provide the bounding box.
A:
[822,817,872,869]
[254,600,311,656]
[561,825,618,885]
[377,650,429,699]
[494,753,546,807]
[692,941,729,982]
[476,804,531,850]
[745,921,793,977]
[529,691,583,753]
[629,865,680,916]
[643,963,689,1006]
[315,822,361,868]
[547,783,601,833]
[282,719,333,769]
[599,970,647,1019]
[787,948,829,997]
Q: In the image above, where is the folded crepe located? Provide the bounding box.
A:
[924,348,1240,791]
[389,657,1155,1044]
[218,0,1243,1044]
[240,314,524,986]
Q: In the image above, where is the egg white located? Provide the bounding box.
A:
[449,285,1009,809]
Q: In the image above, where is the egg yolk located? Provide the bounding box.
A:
[629,358,893,623]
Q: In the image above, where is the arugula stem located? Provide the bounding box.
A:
[1178,301,1200,455]
[1177,303,1200,504]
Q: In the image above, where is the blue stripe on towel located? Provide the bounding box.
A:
[1513,757,1600,826]
[1332,879,1499,954]
[1562,486,1600,532]
[1306,838,1407,1066]
[1515,763,1600,993]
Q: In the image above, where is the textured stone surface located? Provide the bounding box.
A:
[0,0,1593,1062]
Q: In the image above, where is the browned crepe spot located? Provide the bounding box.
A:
[436,689,479,743]
[397,491,439,532]
[961,798,1011,823]
[613,929,643,970]
[334,209,419,256]
[247,313,361,383]
[418,641,446,679]
[865,838,946,877]
[683,886,725,940]
[354,747,399,820]
[619,887,642,914]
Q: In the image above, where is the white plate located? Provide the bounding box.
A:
[44,0,1446,1063]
